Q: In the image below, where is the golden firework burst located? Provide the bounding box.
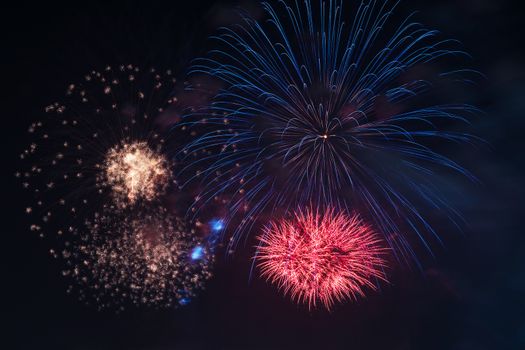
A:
[101,141,171,207]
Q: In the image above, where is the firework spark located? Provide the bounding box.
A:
[257,207,387,310]
[63,207,212,310]
[102,141,171,207]
[17,65,214,309]
[180,0,480,261]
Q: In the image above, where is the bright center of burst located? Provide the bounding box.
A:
[103,141,170,205]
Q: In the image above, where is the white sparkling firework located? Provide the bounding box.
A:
[17,65,213,309]
[18,64,178,237]
[101,141,171,207]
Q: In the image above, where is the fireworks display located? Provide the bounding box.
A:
[17,64,213,309]
[256,208,386,310]
[13,0,482,315]
[9,0,519,348]
[181,0,478,264]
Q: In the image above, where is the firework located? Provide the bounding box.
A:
[256,207,386,310]
[17,64,178,237]
[181,0,479,261]
[61,207,212,310]
[101,141,171,207]
[17,65,214,309]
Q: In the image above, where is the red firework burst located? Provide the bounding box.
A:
[256,207,387,310]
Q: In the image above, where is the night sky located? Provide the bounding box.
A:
[3,0,525,349]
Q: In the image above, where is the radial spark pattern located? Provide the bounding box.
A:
[102,141,171,207]
[257,208,386,310]
[181,0,479,261]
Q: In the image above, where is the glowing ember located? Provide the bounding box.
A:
[256,207,387,310]
[102,141,170,206]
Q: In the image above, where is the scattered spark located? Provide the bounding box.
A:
[191,246,205,260]
[64,208,213,310]
[209,218,225,232]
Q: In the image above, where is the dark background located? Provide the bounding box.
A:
[3,0,524,349]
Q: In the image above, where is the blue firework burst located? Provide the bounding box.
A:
[179,0,480,264]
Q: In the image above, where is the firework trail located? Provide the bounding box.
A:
[256,207,386,310]
[17,64,213,309]
[180,0,480,263]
